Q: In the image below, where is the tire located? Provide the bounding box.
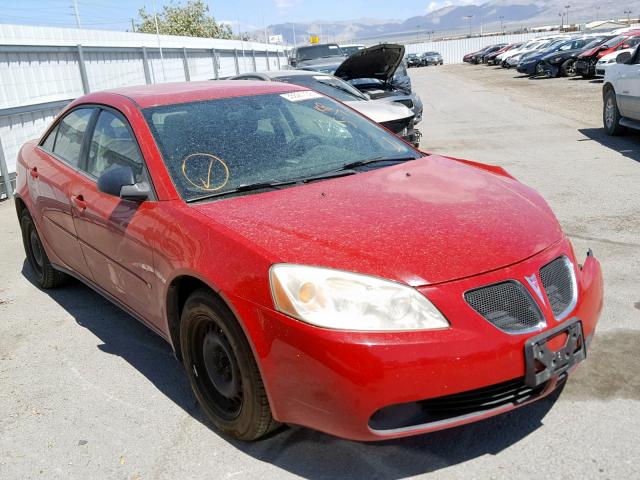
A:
[180,289,279,441]
[603,89,625,136]
[20,209,68,288]
[534,62,545,76]
[561,59,576,77]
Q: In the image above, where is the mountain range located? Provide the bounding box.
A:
[264,1,640,44]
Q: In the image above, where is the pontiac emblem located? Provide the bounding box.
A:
[525,274,545,305]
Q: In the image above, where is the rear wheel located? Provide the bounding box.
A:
[534,62,545,76]
[603,89,625,136]
[180,289,279,441]
[20,209,68,288]
[561,59,576,77]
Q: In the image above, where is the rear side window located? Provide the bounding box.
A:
[52,108,94,167]
[86,110,144,182]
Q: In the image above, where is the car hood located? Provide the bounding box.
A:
[193,155,564,287]
[344,99,414,123]
[334,43,405,82]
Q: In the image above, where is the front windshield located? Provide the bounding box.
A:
[276,75,367,102]
[143,91,418,202]
[605,34,632,48]
[297,44,344,61]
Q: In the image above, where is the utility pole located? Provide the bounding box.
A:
[152,0,166,82]
[72,0,81,29]
[130,18,136,32]
[595,5,600,21]
[416,24,420,42]
[564,5,571,30]
[465,15,473,37]
[624,10,632,26]
[559,12,564,30]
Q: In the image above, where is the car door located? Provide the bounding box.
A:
[614,49,640,119]
[29,107,95,280]
[70,107,163,327]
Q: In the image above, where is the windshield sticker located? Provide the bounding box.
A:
[328,45,338,49]
[280,91,323,102]
[312,76,332,80]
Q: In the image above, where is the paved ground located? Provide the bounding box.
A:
[1,64,639,480]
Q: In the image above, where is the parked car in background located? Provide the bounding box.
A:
[300,43,424,123]
[463,46,493,63]
[517,38,589,76]
[288,43,346,69]
[596,46,637,76]
[540,36,610,77]
[421,51,443,65]
[340,44,365,56]
[229,70,420,146]
[485,43,521,65]
[14,80,603,442]
[467,44,507,64]
[503,37,565,68]
[406,53,424,67]
[603,49,640,135]
[576,31,640,78]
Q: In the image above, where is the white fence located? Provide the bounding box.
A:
[404,31,561,65]
[0,24,290,198]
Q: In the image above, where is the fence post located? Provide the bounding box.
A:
[251,49,257,71]
[76,44,90,94]
[141,46,152,84]
[233,49,240,75]
[182,47,191,81]
[265,50,270,71]
[0,136,13,200]
[212,48,219,79]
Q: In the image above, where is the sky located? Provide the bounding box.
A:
[1,0,476,32]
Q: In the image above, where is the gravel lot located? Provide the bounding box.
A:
[1,64,639,480]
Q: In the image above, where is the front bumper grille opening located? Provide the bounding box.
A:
[464,281,545,333]
[540,256,577,320]
[369,377,548,432]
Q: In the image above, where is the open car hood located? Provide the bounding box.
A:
[334,44,405,82]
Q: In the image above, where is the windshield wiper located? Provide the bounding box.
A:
[187,179,298,203]
[339,156,419,171]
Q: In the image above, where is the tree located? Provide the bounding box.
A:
[136,0,233,39]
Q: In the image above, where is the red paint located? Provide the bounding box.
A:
[15,81,604,441]
[578,30,640,60]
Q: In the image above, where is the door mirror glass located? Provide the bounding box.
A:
[616,51,632,64]
[97,165,149,201]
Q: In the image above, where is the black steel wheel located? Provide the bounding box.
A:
[180,289,279,441]
[20,209,68,288]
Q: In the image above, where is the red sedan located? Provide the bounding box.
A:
[14,81,603,441]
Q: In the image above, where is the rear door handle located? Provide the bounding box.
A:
[29,167,39,179]
[71,194,87,210]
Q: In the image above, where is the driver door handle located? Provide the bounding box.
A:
[71,194,87,210]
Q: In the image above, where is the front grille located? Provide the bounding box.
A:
[465,281,544,333]
[540,256,577,320]
[369,377,551,431]
[393,98,414,109]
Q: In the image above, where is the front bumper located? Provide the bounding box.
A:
[575,59,595,77]
[517,61,538,75]
[231,238,603,441]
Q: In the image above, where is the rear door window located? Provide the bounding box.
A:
[52,108,94,168]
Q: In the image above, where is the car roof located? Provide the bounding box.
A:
[83,80,306,108]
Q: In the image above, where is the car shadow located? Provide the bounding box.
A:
[22,261,563,479]
[578,128,640,163]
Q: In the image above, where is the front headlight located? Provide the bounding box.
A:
[269,264,449,331]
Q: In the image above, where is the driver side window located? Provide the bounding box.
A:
[86,110,144,182]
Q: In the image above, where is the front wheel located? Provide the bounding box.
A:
[180,289,279,441]
[561,59,576,77]
[603,89,624,136]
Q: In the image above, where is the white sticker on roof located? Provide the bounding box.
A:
[329,45,339,49]
[312,75,332,80]
[280,91,323,102]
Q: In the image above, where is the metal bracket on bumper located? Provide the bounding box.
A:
[524,317,586,388]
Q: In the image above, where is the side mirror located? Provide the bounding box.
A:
[97,165,149,201]
[616,51,632,64]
